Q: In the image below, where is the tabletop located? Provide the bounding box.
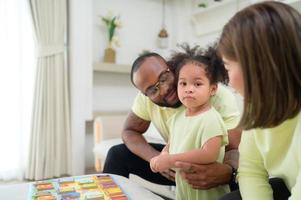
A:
[0,174,164,200]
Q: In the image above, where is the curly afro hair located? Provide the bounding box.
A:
[167,42,229,85]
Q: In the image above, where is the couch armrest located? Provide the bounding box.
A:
[94,113,128,141]
[93,112,129,171]
[93,112,168,172]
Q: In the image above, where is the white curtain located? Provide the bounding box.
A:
[25,0,72,180]
[0,0,35,180]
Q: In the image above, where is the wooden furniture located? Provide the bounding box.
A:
[93,62,131,74]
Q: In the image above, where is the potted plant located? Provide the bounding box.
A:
[101,12,121,63]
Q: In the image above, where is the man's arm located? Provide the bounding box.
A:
[122,111,160,162]
[122,112,176,181]
[226,128,242,151]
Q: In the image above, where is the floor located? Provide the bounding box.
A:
[85,167,98,175]
[0,180,27,186]
[0,168,96,186]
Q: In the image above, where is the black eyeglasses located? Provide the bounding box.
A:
[145,68,172,98]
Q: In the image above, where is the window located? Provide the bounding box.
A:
[0,0,35,180]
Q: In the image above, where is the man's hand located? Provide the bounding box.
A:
[159,168,176,182]
[175,161,232,189]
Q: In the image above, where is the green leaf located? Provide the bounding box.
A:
[102,17,110,25]
[108,17,117,41]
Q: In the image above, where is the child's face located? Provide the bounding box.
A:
[222,56,244,96]
[177,63,217,111]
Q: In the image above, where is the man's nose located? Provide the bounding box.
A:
[160,82,174,96]
[159,83,169,96]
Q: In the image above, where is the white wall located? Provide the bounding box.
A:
[70,0,246,172]
[91,0,184,114]
[71,0,229,171]
[69,0,242,173]
[93,73,137,112]
[172,0,198,45]
[92,0,179,64]
[70,0,301,172]
[69,0,93,175]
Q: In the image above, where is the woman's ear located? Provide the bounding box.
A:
[210,84,218,96]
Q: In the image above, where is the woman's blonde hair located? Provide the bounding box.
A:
[218,1,301,130]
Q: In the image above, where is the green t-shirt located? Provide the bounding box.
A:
[168,107,230,200]
[132,84,241,142]
[238,112,301,200]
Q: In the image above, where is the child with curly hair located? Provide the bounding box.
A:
[150,44,230,199]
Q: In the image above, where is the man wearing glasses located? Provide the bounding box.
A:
[103,52,241,190]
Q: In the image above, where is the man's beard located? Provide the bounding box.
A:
[155,99,182,108]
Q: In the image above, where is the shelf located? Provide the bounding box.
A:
[191,0,241,37]
[93,62,131,74]
[192,0,237,16]
[284,0,301,11]
[192,0,301,16]
[93,110,129,119]
[191,0,301,37]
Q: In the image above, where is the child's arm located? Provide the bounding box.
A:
[171,136,222,165]
[152,136,222,172]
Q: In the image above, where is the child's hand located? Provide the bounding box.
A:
[150,156,159,173]
[152,152,172,172]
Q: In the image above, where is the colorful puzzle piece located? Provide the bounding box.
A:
[85,191,104,200]
[59,186,75,193]
[78,179,94,185]
[36,195,55,200]
[59,177,75,184]
[35,183,54,191]
[61,191,81,199]
[81,183,98,189]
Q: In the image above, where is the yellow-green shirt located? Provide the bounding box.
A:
[238,112,301,200]
[169,107,230,200]
[132,84,241,142]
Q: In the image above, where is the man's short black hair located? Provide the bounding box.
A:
[130,53,165,86]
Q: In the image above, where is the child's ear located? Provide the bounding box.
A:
[210,84,218,96]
